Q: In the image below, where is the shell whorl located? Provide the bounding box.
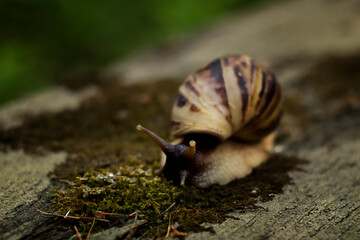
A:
[171,55,282,142]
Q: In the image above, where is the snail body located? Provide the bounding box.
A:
[137,55,282,188]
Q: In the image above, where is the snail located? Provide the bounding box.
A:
[137,55,282,188]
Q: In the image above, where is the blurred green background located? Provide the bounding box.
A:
[0,0,272,105]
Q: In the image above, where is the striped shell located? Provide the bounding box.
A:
[171,55,282,142]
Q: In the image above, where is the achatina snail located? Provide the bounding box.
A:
[137,55,282,188]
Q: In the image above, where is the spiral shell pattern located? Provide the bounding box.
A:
[171,55,282,142]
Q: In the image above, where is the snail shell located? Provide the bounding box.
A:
[138,55,282,188]
[171,55,282,142]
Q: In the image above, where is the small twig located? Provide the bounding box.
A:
[74,226,82,240]
[119,220,148,239]
[158,202,176,218]
[125,211,139,240]
[164,212,187,238]
[92,211,129,220]
[136,202,177,240]
[33,203,110,223]
[86,218,96,240]
[170,229,187,237]
[118,202,177,239]
[93,211,128,217]
[164,213,172,238]
[64,210,70,218]
[128,211,138,217]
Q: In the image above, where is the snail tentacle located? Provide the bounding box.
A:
[136,125,174,155]
[183,140,196,160]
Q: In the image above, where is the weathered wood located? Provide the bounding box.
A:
[186,140,360,239]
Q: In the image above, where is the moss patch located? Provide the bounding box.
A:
[0,79,306,238]
[51,154,304,238]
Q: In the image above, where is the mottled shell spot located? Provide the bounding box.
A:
[190,104,201,112]
[176,93,188,107]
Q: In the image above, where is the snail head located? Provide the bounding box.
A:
[136,125,197,185]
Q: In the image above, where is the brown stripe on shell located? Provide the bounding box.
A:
[251,110,282,137]
[208,58,224,84]
[234,96,282,142]
[215,87,230,108]
[234,65,249,117]
[214,59,233,124]
[250,60,255,83]
[241,78,281,130]
[185,81,200,97]
[215,85,233,124]
[257,69,267,107]
[257,71,276,117]
[176,93,188,107]
[204,57,233,124]
[264,72,277,107]
[238,109,282,142]
[258,82,282,123]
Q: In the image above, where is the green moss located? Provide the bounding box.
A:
[50,153,305,238]
[51,157,179,235]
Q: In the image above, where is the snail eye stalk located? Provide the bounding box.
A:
[136,124,175,156]
[183,140,196,160]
